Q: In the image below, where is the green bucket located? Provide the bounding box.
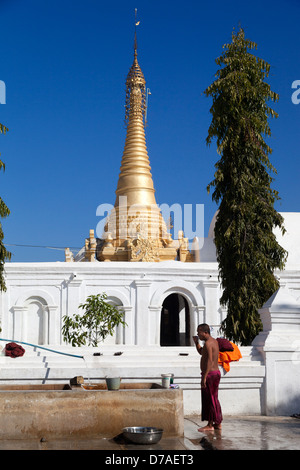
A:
[105,377,121,390]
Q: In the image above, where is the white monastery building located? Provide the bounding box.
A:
[1,33,300,417]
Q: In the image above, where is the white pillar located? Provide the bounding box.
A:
[193,305,205,332]
[148,306,161,345]
[253,286,300,415]
[134,279,151,346]
[202,278,220,330]
[122,306,134,345]
[66,278,83,316]
[12,306,25,341]
[48,305,59,344]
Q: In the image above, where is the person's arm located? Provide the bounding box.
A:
[193,336,203,355]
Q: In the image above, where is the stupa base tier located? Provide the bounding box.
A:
[98,240,180,262]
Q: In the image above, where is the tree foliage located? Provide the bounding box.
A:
[0,123,11,292]
[62,293,127,347]
[204,28,287,345]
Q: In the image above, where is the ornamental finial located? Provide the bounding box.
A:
[124,9,146,126]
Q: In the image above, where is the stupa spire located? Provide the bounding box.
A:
[66,12,193,263]
[115,21,155,209]
[98,16,179,262]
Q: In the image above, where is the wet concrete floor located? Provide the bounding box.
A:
[184,415,300,450]
[0,415,299,450]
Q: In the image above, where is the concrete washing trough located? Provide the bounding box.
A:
[0,380,184,440]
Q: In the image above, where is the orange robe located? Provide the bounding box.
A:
[218,342,242,372]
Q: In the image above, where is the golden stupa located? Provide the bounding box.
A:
[67,24,193,263]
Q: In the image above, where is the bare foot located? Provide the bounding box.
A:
[198,425,214,432]
[214,424,222,430]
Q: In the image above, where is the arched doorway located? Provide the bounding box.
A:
[160,293,191,346]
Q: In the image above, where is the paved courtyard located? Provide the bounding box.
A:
[0,415,299,451]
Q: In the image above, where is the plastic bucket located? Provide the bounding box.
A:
[105,377,121,390]
[161,374,173,388]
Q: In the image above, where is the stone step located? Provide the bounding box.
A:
[0,344,261,356]
[0,357,263,373]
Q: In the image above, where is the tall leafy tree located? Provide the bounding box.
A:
[204,28,287,345]
[0,123,11,292]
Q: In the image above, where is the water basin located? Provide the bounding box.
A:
[0,382,184,440]
[123,426,163,444]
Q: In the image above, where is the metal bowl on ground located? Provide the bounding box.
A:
[122,426,163,445]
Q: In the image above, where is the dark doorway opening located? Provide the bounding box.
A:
[160,293,190,346]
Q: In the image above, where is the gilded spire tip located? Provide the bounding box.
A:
[134,8,140,57]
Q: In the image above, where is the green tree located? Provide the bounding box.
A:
[62,293,127,347]
[0,123,11,292]
[204,28,287,345]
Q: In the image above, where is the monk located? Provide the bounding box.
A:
[193,323,222,432]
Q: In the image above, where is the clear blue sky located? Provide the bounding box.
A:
[1,0,299,262]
